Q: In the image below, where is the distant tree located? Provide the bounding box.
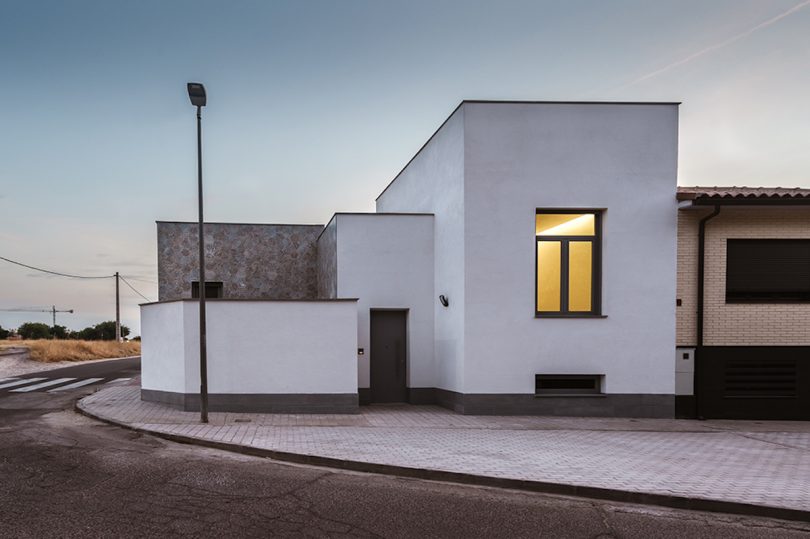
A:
[92,321,130,340]
[17,322,52,340]
[74,321,131,341]
[50,325,69,339]
[75,326,99,340]
[0,325,10,339]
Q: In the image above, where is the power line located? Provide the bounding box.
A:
[123,276,158,285]
[119,275,152,302]
[0,256,114,279]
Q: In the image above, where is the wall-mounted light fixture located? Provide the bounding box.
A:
[439,295,449,307]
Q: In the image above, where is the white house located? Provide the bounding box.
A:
[142,100,681,417]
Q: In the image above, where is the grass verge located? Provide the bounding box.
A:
[0,340,140,362]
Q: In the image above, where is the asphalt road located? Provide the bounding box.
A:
[1,359,809,538]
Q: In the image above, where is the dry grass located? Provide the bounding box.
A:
[0,340,140,363]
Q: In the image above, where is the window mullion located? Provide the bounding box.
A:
[561,240,570,313]
[590,238,598,315]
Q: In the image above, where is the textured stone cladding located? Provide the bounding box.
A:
[676,207,810,346]
[157,222,323,301]
[316,219,337,299]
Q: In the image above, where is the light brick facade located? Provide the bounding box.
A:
[676,207,810,346]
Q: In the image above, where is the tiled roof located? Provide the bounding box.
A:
[677,186,810,201]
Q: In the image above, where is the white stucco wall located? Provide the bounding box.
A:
[141,299,358,395]
[333,213,435,389]
[462,102,679,395]
[375,108,465,392]
[140,299,189,393]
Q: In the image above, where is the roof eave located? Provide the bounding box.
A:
[682,198,810,207]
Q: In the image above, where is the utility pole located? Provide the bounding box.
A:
[115,271,122,342]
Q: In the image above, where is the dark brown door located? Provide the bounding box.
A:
[370,310,407,403]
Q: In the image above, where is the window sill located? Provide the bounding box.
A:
[535,314,607,319]
[534,394,607,398]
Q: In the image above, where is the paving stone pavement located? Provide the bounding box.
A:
[79,385,810,514]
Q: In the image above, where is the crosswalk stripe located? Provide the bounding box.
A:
[47,378,104,392]
[10,378,76,392]
[105,378,131,384]
[0,377,20,384]
[0,377,47,390]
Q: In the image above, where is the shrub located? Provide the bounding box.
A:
[17,322,52,340]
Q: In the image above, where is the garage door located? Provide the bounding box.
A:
[696,347,810,420]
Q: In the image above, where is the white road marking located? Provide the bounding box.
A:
[0,377,20,384]
[105,378,131,384]
[0,377,47,390]
[10,378,76,392]
[47,378,105,392]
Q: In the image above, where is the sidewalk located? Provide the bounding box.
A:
[78,384,810,521]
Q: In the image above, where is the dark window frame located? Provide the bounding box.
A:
[725,239,810,303]
[535,209,603,318]
[191,281,224,299]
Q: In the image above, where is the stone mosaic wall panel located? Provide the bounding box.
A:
[157,222,323,301]
[317,219,337,299]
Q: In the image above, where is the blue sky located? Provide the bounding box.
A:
[1,0,809,334]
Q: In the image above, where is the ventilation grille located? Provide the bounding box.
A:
[536,375,602,395]
[724,360,797,398]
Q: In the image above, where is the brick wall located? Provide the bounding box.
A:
[676,207,810,346]
[676,209,702,346]
[157,222,323,301]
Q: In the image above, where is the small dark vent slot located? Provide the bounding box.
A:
[536,375,602,395]
[724,360,797,398]
[191,281,224,299]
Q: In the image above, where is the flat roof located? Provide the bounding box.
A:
[141,297,359,307]
[460,99,682,106]
[318,212,434,241]
[376,100,681,201]
[156,221,324,227]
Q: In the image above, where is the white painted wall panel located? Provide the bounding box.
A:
[334,214,434,388]
[141,300,358,395]
[141,300,187,393]
[375,109,465,392]
[461,102,678,395]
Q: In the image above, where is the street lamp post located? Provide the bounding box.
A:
[187,82,209,424]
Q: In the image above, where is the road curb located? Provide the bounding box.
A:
[7,355,141,379]
[75,398,810,524]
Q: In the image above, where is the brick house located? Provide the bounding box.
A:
[676,187,810,419]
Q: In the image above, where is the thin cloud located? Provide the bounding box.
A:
[624,0,810,88]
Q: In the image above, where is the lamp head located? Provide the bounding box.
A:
[187,82,206,107]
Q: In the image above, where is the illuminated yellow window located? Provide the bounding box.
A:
[536,214,595,236]
[537,242,561,311]
[535,211,600,315]
[568,242,592,311]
